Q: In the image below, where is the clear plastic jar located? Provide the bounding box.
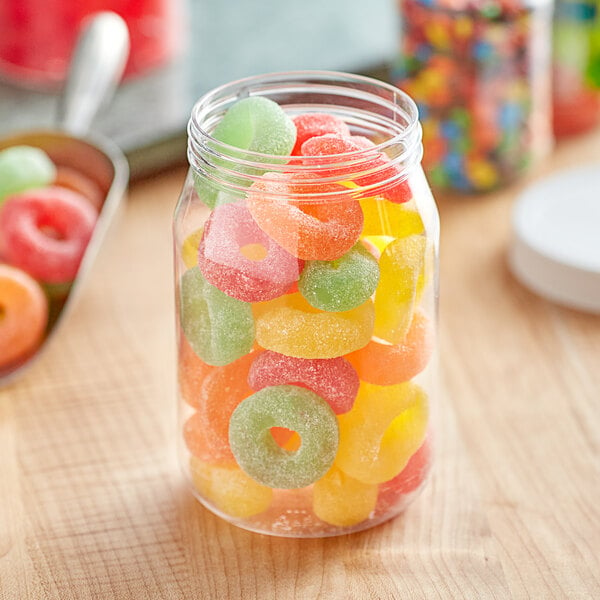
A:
[393,0,553,193]
[553,0,600,137]
[173,71,439,537]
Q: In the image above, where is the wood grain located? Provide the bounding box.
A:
[1,130,599,599]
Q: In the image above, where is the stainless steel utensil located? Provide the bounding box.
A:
[0,12,130,384]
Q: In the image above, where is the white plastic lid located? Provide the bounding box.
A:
[509,164,600,314]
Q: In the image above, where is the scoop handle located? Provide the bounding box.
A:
[57,12,130,136]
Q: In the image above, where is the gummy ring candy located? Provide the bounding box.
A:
[291,113,350,155]
[0,145,56,205]
[246,172,363,261]
[189,456,273,518]
[54,167,104,212]
[248,350,359,414]
[301,134,412,204]
[312,466,378,527]
[228,385,339,489]
[375,438,431,516]
[254,293,374,359]
[346,310,434,386]
[298,243,379,312]
[179,266,254,366]
[0,186,97,283]
[0,264,48,367]
[360,197,424,238]
[178,334,216,408]
[374,234,428,344]
[336,382,429,485]
[198,202,303,302]
[181,228,204,269]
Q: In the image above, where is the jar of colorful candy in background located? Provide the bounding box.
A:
[553,0,600,137]
[0,0,183,88]
[393,0,553,193]
[174,71,439,537]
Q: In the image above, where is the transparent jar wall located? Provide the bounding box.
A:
[394,0,553,193]
[173,73,439,538]
[553,0,600,137]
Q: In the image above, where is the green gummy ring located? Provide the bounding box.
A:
[229,385,339,489]
[299,243,380,312]
[180,266,255,366]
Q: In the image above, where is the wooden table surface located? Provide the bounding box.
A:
[1,131,599,600]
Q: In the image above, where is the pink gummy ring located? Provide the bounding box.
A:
[198,201,303,302]
[246,172,363,261]
[0,186,97,283]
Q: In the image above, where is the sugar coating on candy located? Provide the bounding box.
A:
[248,350,359,414]
[336,381,429,485]
[298,243,380,312]
[360,197,424,238]
[228,385,339,489]
[291,113,350,155]
[179,266,254,366]
[0,146,56,204]
[254,293,374,359]
[301,134,412,204]
[212,96,296,156]
[247,172,364,261]
[183,351,259,463]
[0,186,97,283]
[190,456,273,518]
[0,264,48,368]
[346,310,434,386]
[198,202,303,302]
[313,466,378,527]
[178,334,216,408]
[181,228,204,269]
[374,234,427,344]
[375,438,432,516]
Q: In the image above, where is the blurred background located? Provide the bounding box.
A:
[0,0,398,178]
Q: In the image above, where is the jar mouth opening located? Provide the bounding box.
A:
[187,70,423,197]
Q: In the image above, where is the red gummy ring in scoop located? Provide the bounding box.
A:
[0,186,97,283]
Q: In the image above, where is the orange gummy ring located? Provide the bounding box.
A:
[346,310,433,385]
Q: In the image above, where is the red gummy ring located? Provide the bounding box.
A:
[0,186,97,283]
[301,134,412,204]
[198,201,303,302]
[291,113,350,155]
[345,310,434,385]
[248,350,359,414]
[247,172,364,261]
[375,438,431,516]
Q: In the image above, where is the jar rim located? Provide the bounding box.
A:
[187,70,423,197]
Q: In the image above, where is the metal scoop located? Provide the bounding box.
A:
[0,12,130,384]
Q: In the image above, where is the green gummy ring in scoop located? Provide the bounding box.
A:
[0,146,56,205]
[229,385,339,489]
[180,266,255,366]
